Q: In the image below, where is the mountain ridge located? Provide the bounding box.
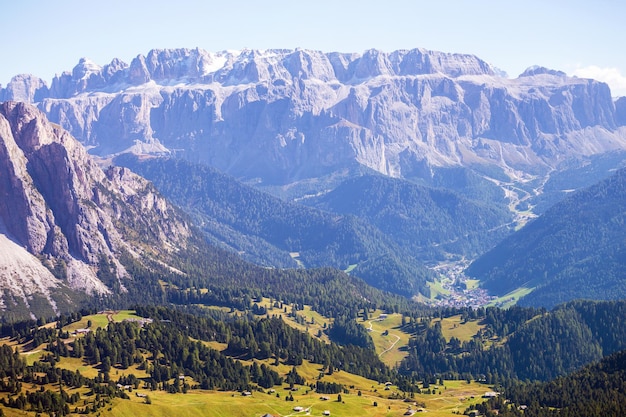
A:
[2,47,624,192]
[303,173,513,262]
[0,101,198,318]
[2,46,626,310]
[114,154,436,296]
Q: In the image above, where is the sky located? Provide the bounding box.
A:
[2,0,626,96]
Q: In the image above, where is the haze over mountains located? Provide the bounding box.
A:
[1,46,626,310]
[4,44,626,417]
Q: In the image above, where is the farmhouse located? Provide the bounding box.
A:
[124,317,154,327]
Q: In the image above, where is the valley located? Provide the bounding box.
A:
[1,42,626,417]
[3,46,626,310]
[423,260,496,308]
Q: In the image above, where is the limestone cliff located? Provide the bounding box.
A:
[2,47,624,188]
[0,102,192,317]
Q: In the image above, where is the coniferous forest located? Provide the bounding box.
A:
[2,164,626,416]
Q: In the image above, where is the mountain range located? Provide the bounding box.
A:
[2,46,626,312]
[0,102,417,320]
[4,46,626,417]
[2,48,625,190]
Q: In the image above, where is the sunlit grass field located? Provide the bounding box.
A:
[97,379,490,417]
[0,308,494,417]
[361,311,412,367]
[433,314,485,343]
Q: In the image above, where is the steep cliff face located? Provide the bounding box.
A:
[4,47,623,188]
[0,74,49,103]
[0,102,193,317]
[616,97,626,126]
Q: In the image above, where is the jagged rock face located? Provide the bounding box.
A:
[0,102,192,315]
[49,57,128,98]
[616,97,626,126]
[0,74,49,103]
[2,47,626,186]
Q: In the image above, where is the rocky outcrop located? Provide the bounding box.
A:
[615,97,626,126]
[0,74,49,103]
[49,57,128,98]
[0,102,193,316]
[2,47,625,188]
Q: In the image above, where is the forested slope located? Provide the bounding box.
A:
[306,173,513,262]
[473,349,626,416]
[400,300,626,382]
[467,168,626,308]
[115,155,435,296]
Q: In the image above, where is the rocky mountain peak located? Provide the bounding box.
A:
[2,46,625,190]
[7,47,497,99]
[0,101,195,316]
[0,74,49,103]
[1,101,71,152]
[72,57,103,80]
[519,66,567,77]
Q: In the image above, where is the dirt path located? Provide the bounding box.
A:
[104,310,117,322]
[366,316,401,358]
[380,334,401,356]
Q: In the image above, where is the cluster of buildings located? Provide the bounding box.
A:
[433,286,496,308]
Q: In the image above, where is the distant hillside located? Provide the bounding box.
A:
[400,300,626,383]
[5,46,626,306]
[485,348,626,417]
[466,168,626,308]
[115,155,436,297]
[0,103,430,321]
[529,151,626,214]
[0,102,198,319]
[306,173,513,262]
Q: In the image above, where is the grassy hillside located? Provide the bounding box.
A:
[0,309,491,417]
[433,314,486,343]
[97,379,490,417]
[359,312,412,367]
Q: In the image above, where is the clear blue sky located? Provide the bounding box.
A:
[2,0,625,96]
